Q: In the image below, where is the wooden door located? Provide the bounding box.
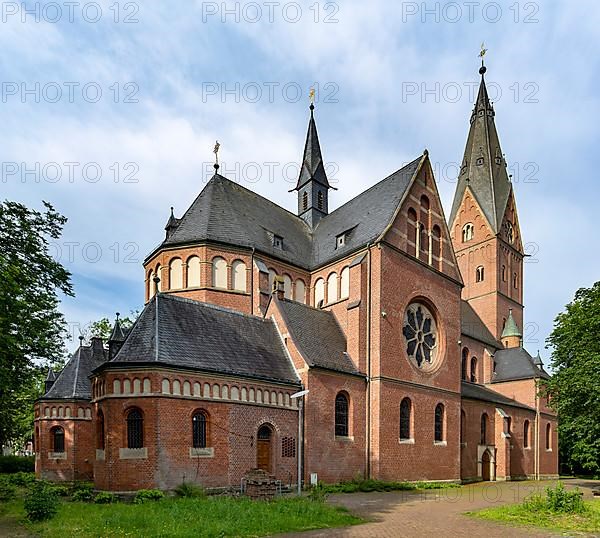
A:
[257,425,272,472]
[482,450,491,481]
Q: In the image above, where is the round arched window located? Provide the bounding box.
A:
[402,302,439,370]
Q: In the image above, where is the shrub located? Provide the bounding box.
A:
[134,489,164,504]
[23,482,59,522]
[308,482,329,503]
[6,471,36,487]
[94,492,116,504]
[50,485,71,497]
[0,480,17,502]
[0,455,35,474]
[174,482,206,498]
[71,481,95,502]
[524,482,587,515]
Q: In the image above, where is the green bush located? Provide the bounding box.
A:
[0,455,35,473]
[524,482,587,515]
[134,489,164,504]
[307,482,329,503]
[72,489,94,502]
[0,479,17,501]
[23,481,59,522]
[174,482,206,498]
[50,485,71,497]
[6,471,36,487]
[94,492,116,504]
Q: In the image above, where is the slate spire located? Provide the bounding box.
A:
[108,312,127,360]
[449,61,512,233]
[294,100,331,228]
[44,367,57,394]
[164,207,180,239]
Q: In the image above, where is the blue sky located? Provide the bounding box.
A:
[2,1,598,361]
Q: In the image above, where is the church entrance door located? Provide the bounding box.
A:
[482,449,492,481]
[257,424,272,473]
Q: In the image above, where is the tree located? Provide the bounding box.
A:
[0,201,73,448]
[86,312,138,341]
[543,282,600,476]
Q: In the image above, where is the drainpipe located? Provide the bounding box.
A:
[535,380,540,480]
[250,247,255,315]
[366,244,372,479]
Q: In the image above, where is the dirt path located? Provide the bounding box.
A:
[280,479,600,538]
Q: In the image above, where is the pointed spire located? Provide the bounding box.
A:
[44,367,57,394]
[108,312,127,361]
[295,100,330,192]
[164,207,180,239]
[449,56,512,234]
[501,309,522,338]
[533,350,543,367]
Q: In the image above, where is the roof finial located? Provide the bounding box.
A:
[213,140,220,172]
[78,335,84,343]
[309,87,315,114]
[115,312,120,321]
[153,275,161,294]
[479,42,488,75]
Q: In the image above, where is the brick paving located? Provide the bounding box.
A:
[281,480,600,538]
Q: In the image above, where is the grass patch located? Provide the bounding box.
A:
[7,495,361,537]
[320,478,460,494]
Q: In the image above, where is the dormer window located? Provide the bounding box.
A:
[273,235,283,249]
[336,233,346,249]
[476,157,484,166]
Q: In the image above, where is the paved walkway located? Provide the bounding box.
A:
[281,479,600,538]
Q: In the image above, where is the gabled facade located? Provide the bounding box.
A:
[35,62,558,491]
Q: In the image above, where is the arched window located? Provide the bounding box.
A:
[148,269,155,298]
[126,408,144,449]
[283,274,292,299]
[192,411,208,449]
[317,191,324,210]
[476,266,485,282]
[268,269,277,292]
[470,357,478,383]
[462,223,474,242]
[524,420,530,448]
[302,191,308,211]
[232,260,247,292]
[187,256,201,288]
[155,265,162,291]
[501,265,507,282]
[434,403,444,442]
[314,278,325,307]
[399,398,411,440]
[97,411,105,449]
[460,410,466,444]
[407,208,418,257]
[335,393,349,437]
[294,279,306,303]
[169,258,183,290]
[431,225,441,266]
[212,257,227,289]
[418,222,428,260]
[51,426,65,453]
[546,423,552,450]
[340,267,350,299]
[327,273,338,303]
[461,348,469,381]
[481,413,488,445]
[513,272,518,289]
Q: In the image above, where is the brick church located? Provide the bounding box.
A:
[35,62,558,491]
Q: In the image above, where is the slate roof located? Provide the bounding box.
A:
[461,381,534,411]
[274,297,362,376]
[460,300,502,349]
[41,343,107,400]
[148,156,423,270]
[105,293,300,385]
[449,70,513,233]
[492,346,550,383]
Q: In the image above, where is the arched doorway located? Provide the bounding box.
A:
[256,424,273,472]
[481,449,492,481]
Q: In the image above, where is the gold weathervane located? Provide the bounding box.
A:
[479,42,488,60]
[213,140,220,165]
[309,88,315,105]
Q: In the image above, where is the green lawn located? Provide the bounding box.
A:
[1,495,362,538]
[469,498,600,534]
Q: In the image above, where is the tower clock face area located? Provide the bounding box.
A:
[403,302,439,372]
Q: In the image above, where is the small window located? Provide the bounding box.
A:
[470,357,477,383]
[97,411,105,450]
[476,266,485,282]
[461,348,469,381]
[273,235,283,249]
[434,404,444,442]
[126,408,144,449]
[192,411,207,449]
[317,191,324,210]
[513,272,518,289]
[400,398,411,440]
[505,416,512,435]
[302,191,308,211]
[501,265,507,281]
[335,393,349,437]
[336,233,346,248]
[476,157,484,166]
[462,223,474,242]
[546,423,552,450]
[480,413,488,445]
[51,426,65,453]
[282,437,296,458]
[524,420,530,448]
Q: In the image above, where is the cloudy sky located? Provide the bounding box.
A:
[2,1,598,360]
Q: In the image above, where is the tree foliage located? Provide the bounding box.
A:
[544,282,600,475]
[87,312,138,341]
[0,201,73,447]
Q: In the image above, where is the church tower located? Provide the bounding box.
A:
[449,61,525,343]
[294,101,332,228]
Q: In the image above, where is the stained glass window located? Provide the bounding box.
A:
[403,303,438,369]
[335,393,349,437]
[127,408,144,449]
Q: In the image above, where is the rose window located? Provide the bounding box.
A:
[402,303,438,369]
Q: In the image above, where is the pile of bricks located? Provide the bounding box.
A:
[243,469,278,500]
